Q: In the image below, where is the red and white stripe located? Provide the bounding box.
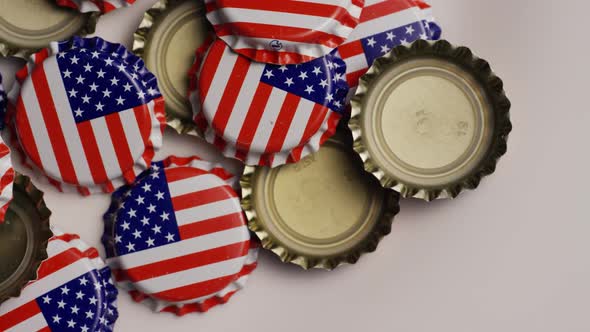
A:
[206,0,365,64]
[56,0,134,14]
[0,141,14,223]
[108,156,258,315]
[189,40,341,167]
[0,231,106,332]
[9,48,165,196]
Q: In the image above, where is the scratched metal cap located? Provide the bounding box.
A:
[0,174,52,304]
[350,39,512,200]
[241,130,400,270]
[133,0,213,135]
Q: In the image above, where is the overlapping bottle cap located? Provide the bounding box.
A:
[56,0,133,13]
[205,0,365,64]
[134,0,214,136]
[241,129,400,269]
[103,156,258,315]
[7,36,166,195]
[0,174,52,305]
[0,226,119,332]
[350,39,512,200]
[189,39,349,167]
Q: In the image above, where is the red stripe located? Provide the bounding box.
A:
[51,233,79,242]
[172,185,238,211]
[164,167,208,183]
[319,111,342,145]
[234,49,315,65]
[413,0,431,10]
[123,241,250,286]
[133,103,153,167]
[287,104,330,163]
[0,167,15,194]
[104,112,135,183]
[36,247,99,280]
[76,121,109,185]
[346,69,366,88]
[211,54,251,135]
[0,300,41,330]
[179,212,247,240]
[29,64,78,184]
[360,0,415,22]
[37,327,52,332]
[338,40,365,59]
[199,41,227,101]
[151,255,253,302]
[264,94,300,153]
[235,82,273,151]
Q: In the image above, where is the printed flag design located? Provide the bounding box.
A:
[205,0,365,64]
[189,39,349,167]
[0,75,14,222]
[104,156,258,315]
[56,0,134,14]
[9,37,165,195]
[0,231,119,332]
[338,0,439,90]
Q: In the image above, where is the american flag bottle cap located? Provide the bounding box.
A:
[189,38,350,167]
[0,226,119,332]
[7,36,166,196]
[0,174,52,305]
[56,0,133,14]
[241,131,400,270]
[133,0,214,137]
[205,0,365,65]
[0,74,15,223]
[337,0,437,94]
[350,40,512,200]
[102,155,258,315]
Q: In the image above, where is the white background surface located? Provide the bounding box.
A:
[1,0,589,331]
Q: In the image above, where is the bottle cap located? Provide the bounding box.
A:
[0,0,100,58]
[103,156,258,315]
[0,74,15,223]
[350,40,512,200]
[7,36,166,196]
[189,39,349,167]
[241,130,400,270]
[337,0,432,90]
[56,0,132,14]
[0,174,52,305]
[133,0,214,136]
[205,0,365,65]
[0,226,119,331]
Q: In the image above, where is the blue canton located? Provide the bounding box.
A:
[260,53,349,113]
[362,21,429,68]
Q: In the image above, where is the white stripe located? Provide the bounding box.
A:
[44,57,95,185]
[18,78,61,181]
[280,97,316,151]
[146,99,162,154]
[300,107,333,157]
[202,46,238,120]
[249,89,287,152]
[108,227,249,269]
[175,197,242,226]
[168,173,227,197]
[344,54,369,73]
[220,35,332,58]
[346,7,422,42]
[118,108,145,165]
[91,116,121,178]
[133,256,247,294]
[5,312,47,332]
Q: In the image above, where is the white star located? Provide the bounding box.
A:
[142,183,151,192]
[104,57,114,66]
[97,69,106,78]
[58,52,66,58]
[148,87,158,96]
[137,91,146,100]
[67,319,76,328]
[135,195,145,205]
[386,31,396,41]
[381,44,391,54]
[89,82,99,92]
[70,55,79,64]
[123,82,133,92]
[117,63,126,72]
[333,72,344,82]
[68,88,78,98]
[81,94,91,104]
[94,281,102,290]
[133,229,142,239]
[305,85,315,94]
[61,285,70,295]
[102,88,112,98]
[152,164,160,171]
[146,237,155,247]
[57,299,66,309]
[400,38,411,46]
[141,216,150,225]
[99,317,107,326]
[131,72,139,80]
[278,65,288,73]
[334,100,342,108]
[83,63,93,72]
[116,96,125,105]
[312,66,322,76]
[81,325,89,332]
[160,212,170,221]
[79,276,88,286]
[52,314,62,324]
[155,191,165,200]
[165,233,175,242]
[115,235,122,243]
[95,102,104,112]
[126,242,136,252]
[147,204,156,213]
[85,310,94,319]
[74,108,83,117]
[326,93,334,102]
[264,70,274,79]
[71,305,80,314]
[406,25,415,35]
[150,171,159,179]
[63,69,72,78]
[366,38,377,47]
[75,75,85,84]
[76,290,84,300]
[284,77,294,87]
[91,50,100,59]
[110,77,120,86]
[420,32,428,40]
[152,225,162,234]
[42,295,51,304]
[127,208,137,218]
[121,221,130,231]
[298,71,308,80]
[319,79,329,88]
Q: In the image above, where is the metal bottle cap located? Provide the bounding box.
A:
[0,174,52,305]
[134,0,213,136]
[241,131,400,270]
[350,39,512,200]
